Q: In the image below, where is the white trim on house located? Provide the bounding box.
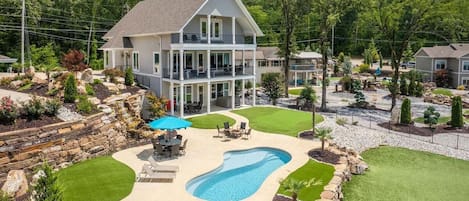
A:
[132,51,140,71]
[171,43,256,51]
[179,0,210,33]
[234,0,264,36]
[434,59,447,70]
[200,18,223,41]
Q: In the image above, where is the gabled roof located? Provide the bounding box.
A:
[234,50,265,60]
[258,47,280,60]
[415,44,469,59]
[294,52,322,59]
[0,55,17,63]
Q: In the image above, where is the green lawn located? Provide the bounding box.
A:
[414,116,450,124]
[232,107,324,137]
[288,88,304,96]
[343,147,469,201]
[186,114,236,129]
[432,88,453,96]
[57,156,135,201]
[277,160,334,201]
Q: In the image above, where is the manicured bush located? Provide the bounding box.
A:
[0,96,19,125]
[424,106,440,129]
[400,98,412,124]
[457,85,465,90]
[77,95,95,115]
[339,75,353,92]
[451,96,464,128]
[124,67,134,86]
[358,64,370,73]
[85,84,95,96]
[64,74,77,103]
[22,96,45,120]
[44,99,62,116]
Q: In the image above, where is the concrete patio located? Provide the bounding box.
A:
[113,111,321,201]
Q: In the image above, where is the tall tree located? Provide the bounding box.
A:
[277,0,311,97]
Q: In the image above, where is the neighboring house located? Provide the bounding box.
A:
[100,0,263,117]
[235,47,322,87]
[0,55,17,72]
[415,44,469,88]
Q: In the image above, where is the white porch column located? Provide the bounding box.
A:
[231,80,236,109]
[295,72,298,87]
[253,33,257,45]
[170,82,174,115]
[180,50,184,80]
[253,78,256,106]
[179,31,184,44]
[207,15,211,45]
[232,49,236,77]
[170,50,174,80]
[241,79,245,105]
[207,50,211,78]
[232,16,236,44]
[253,48,257,76]
[207,82,211,113]
[111,50,116,68]
[242,49,245,74]
[180,84,184,117]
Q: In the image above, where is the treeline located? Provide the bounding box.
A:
[0,0,468,67]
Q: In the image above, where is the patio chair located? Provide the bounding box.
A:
[147,156,179,172]
[179,139,188,155]
[154,144,169,159]
[137,164,176,182]
[244,128,252,139]
[216,125,225,137]
[240,122,247,132]
[170,144,180,158]
[223,122,230,131]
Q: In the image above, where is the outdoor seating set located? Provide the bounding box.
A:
[136,156,180,182]
[217,122,252,139]
[184,101,203,114]
[151,134,188,159]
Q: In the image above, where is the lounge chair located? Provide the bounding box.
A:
[179,139,188,155]
[137,164,176,182]
[148,156,179,172]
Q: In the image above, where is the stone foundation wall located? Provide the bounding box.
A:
[318,143,368,201]
[0,92,148,184]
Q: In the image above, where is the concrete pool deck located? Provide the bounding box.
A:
[113,111,322,201]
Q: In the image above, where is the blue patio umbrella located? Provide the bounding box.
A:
[148,116,192,131]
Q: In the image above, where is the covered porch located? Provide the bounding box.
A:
[162,78,256,117]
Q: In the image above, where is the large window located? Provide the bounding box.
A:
[463,61,469,71]
[435,60,446,70]
[463,78,469,87]
[211,83,229,100]
[200,18,223,40]
[258,60,267,67]
[132,51,139,71]
[272,60,281,67]
[173,53,180,72]
[185,86,192,103]
[105,51,110,66]
[210,52,230,69]
[153,52,160,74]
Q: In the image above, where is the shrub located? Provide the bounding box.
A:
[0,96,19,125]
[32,162,63,201]
[61,49,88,74]
[262,73,282,105]
[451,96,464,128]
[146,92,168,119]
[103,68,124,83]
[77,95,95,115]
[22,96,45,120]
[44,99,62,116]
[64,74,77,103]
[245,81,253,89]
[92,78,103,85]
[457,85,465,90]
[415,82,424,97]
[124,67,134,86]
[339,75,352,92]
[85,84,95,96]
[400,98,412,124]
[424,106,440,129]
[399,78,408,95]
[46,88,59,96]
[0,190,13,201]
[434,69,451,88]
[358,64,370,73]
[0,77,13,87]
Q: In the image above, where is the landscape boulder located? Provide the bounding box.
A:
[25,66,35,76]
[103,82,119,93]
[1,170,28,199]
[9,80,22,89]
[32,76,48,84]
[81,69,93,83]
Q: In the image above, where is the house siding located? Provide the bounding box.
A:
[415,57,432,72]
[130,36,161,75]
[447,58,459,72]
[198,0,245,17]
[182,15,245,44]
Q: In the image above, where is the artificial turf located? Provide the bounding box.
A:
[288,88,303,96]
[414,116,450,124]
[232,107,324,137]
[186,114,236,129]
[57,156,135,201]
[277,160,334,201]
[342,147,469,201]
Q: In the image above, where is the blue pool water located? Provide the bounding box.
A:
[186,147,291,201]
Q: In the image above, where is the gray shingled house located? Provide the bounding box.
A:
[415,44,469,88]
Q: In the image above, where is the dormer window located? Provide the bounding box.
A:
[200,18,223,40]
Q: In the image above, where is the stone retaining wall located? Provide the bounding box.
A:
[0,92,148,184]
[317,143,368,201]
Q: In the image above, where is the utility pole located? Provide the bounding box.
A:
[21,0,25,73]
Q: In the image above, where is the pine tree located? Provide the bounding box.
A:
[451,96,464,128]
[400,98,412,124]
[32,162,63,201]
[124,67,134,86]
[64,74,77,103]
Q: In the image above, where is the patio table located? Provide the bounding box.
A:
[160,139,181,146]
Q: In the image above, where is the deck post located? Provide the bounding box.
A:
[232,80,236,109]
[207,82,211,113]
[241,79,245,105]
[170,82,174,115]
[253,78,256,106]
[180,49,184,81]
[180,84,184,117]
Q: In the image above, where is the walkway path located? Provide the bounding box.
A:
[113,111,320,201]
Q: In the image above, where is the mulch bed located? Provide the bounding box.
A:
[122,86,141,95]
[298,130,315,140]
[378,122,469,136]
[0,116,62,133]
[93,83,113,101]
[272,195,293,201]
[308,148,342,165]
[19,83,50,97]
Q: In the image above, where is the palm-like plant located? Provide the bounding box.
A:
[39,65,62,81]
[280,178,322,201]
[315,127,333,152]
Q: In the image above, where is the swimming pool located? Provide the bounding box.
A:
[186,147,292,201]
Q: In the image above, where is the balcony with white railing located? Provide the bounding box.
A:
[162,65,254,81]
